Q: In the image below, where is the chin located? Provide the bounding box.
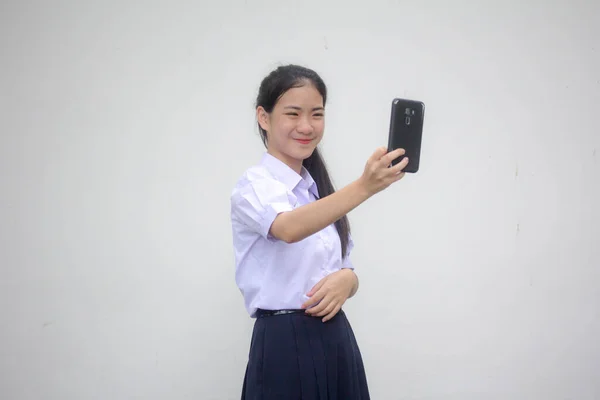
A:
[292,147,316,161]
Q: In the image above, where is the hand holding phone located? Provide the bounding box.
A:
[387,98,425,173]
[358,147,409,196]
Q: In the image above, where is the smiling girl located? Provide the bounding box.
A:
[230,64,408,399]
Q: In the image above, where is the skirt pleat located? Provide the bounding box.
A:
[241,310,370,400]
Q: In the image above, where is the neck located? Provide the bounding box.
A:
[267,149,303,175]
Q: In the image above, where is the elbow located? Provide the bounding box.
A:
[280,230,301,244]
[270,218,303,244]
[270,226,301,244]
[281,236,295,244]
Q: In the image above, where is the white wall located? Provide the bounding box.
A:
[1,1,599,399]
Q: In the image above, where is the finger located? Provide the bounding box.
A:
[305,294,331,315]
[390,156,409,174]
[315,300,337,317]
[393,172,406,182]
[306,298,329,315]
[381,148,406,166]
[306,277,327,297]
[322,304,341,323]
[302,285,327,309]
[368,147,388,164]
[302,289,326,309]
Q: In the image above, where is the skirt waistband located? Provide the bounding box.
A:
[255,308,305,318]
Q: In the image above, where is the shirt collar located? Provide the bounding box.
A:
[260,153,319,198]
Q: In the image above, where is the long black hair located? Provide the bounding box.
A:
[255,64,351,259]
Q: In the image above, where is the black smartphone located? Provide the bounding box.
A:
[387,98,425,173]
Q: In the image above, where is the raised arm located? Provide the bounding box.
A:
[270,147,408,243]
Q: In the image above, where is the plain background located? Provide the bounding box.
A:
[1,1,599,399]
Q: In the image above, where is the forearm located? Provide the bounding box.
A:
[270,179,371,243]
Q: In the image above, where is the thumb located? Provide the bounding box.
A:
[307,277,327,297]
[368,147,388,164]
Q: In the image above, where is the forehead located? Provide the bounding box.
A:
[277,84,323,107]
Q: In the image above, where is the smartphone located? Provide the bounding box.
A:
[387,98,425,173]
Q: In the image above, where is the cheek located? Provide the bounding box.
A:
[278,120,297,137]
[314,120,325,135]
[268,121,289,140]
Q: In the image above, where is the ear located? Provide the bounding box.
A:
[256,106,270,132]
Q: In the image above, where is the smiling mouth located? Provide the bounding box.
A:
[294,139,312,144]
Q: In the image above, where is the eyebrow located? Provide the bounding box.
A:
[283,106,325,111]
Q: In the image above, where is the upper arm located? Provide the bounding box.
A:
[230,177,295,240]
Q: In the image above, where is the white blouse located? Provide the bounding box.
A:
[230,152,354,317]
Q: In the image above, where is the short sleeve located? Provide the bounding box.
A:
[341,234,355,270]
[231,177,295,239]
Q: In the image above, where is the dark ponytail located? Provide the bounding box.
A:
[255,64,351,258]
[302,148,351,259]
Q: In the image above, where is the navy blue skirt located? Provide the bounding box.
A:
[241,309,370,399]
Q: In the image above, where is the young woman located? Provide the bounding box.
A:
[230,64,408,399]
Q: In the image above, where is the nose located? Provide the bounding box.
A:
[296,117,314,135]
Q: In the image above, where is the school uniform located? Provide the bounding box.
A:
[230,152,370,399]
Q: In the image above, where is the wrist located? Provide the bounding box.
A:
[341,268,357,290]
[351,178,372,201]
